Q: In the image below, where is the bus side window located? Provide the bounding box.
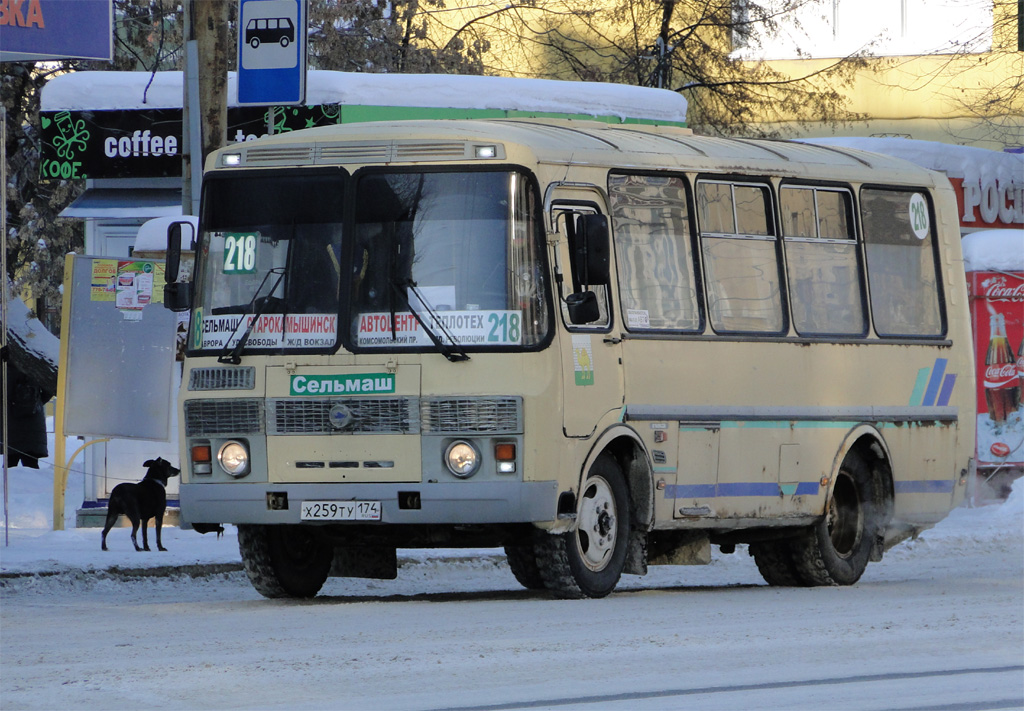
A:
[860,188,944,337]
[697,180,785,334]
[609,173,701,332]
[780,186,866,336]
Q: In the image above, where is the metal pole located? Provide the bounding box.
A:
[2,103,9,546]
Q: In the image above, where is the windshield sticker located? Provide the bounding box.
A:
[572,334,595,386]
[291,373,395,396]
[357,310,523,347]
[222,232,259,274]
[197,313,337,350]
[626,309,651,329]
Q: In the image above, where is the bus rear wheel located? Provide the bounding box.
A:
[238,524,332,599]
[791,452,877,586]
[534,454,630,599]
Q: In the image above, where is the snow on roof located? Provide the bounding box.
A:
[801,137,1023,187]
[40,70,689,124]
[961,229,1024,272]
[134,215,198,253]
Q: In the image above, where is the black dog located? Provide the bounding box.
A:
[101,457,180,552]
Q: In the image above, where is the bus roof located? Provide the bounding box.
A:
[217,117,941,186]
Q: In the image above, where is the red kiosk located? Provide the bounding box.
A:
[964,230,1024,501]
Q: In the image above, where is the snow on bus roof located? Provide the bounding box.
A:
[800,137,1023,187]
[40,70,688,124]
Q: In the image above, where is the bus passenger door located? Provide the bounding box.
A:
[547,184,624,437]
[674,424,721,518]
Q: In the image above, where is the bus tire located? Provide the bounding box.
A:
[535,454,630,599]
[504,540,546,590]
[790,452,876,586]
[238,524,332,599]
[249,37,259,49]
[748,540,807,586]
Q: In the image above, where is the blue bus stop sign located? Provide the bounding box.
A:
[237,0,306,106]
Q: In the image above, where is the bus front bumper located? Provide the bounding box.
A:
[179,480,559,526]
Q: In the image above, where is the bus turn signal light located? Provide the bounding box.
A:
[495,443,516,473]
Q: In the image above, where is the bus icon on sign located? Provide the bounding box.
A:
[245,17,294,49]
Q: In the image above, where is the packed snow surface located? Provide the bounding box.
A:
[2,427,1023,710]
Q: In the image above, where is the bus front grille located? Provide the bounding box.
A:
[184,399,265,436]
[421,397,522,435]
[188,367,256,391]
[267,397,419,435]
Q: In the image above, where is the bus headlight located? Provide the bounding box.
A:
[218,440,250,478]
[445,441,480,478]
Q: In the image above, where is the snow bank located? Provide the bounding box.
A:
[962,229,1024,272]
[40,70,689,123]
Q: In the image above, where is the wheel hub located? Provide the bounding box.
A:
[576,475,617,572]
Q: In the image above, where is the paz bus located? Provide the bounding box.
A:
[163,115,975,599]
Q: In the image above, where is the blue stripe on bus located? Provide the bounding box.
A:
[921,358,948,407]
[894,480,954,494]
[667,484,718,498]
[937,373,957,407]
[665,482,821,498]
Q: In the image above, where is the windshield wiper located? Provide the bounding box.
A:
[218,267,286,365]
[390,278,470,363]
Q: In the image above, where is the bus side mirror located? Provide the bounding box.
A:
[164,220,195,313]
[572,214,610,286]
[565,291,600,324]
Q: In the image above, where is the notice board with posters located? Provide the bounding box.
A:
[61,254,176,440]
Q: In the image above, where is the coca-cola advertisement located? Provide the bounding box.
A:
[968,269,1024,468]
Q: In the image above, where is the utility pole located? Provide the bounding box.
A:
[182,0,230,216]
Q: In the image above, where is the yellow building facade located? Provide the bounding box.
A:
[428,0,1022,151]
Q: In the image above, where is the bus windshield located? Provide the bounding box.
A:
[193,170,346,354]
[349,170,550,351]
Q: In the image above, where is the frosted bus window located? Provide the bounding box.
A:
[861,188,944,337]
[610,173,700,332]
[781,186,865,336]
[698,181,784,334]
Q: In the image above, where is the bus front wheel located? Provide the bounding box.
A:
[790,452,877,586]
[535,454,630,598]
[238,524,332,599]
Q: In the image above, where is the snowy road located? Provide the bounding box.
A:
[3,515,1022,711]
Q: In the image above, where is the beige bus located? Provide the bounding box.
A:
[163,117,975,599]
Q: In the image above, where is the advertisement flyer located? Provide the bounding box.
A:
[969,270,1024,467]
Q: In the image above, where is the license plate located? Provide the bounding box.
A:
[300,500,382,521]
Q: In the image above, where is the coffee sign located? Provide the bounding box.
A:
[39,104,343,181]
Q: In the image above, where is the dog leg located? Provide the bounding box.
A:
[141,517,151,552]
[128,515,143,552]
[155,512,167,551]
[101,510,119,551]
